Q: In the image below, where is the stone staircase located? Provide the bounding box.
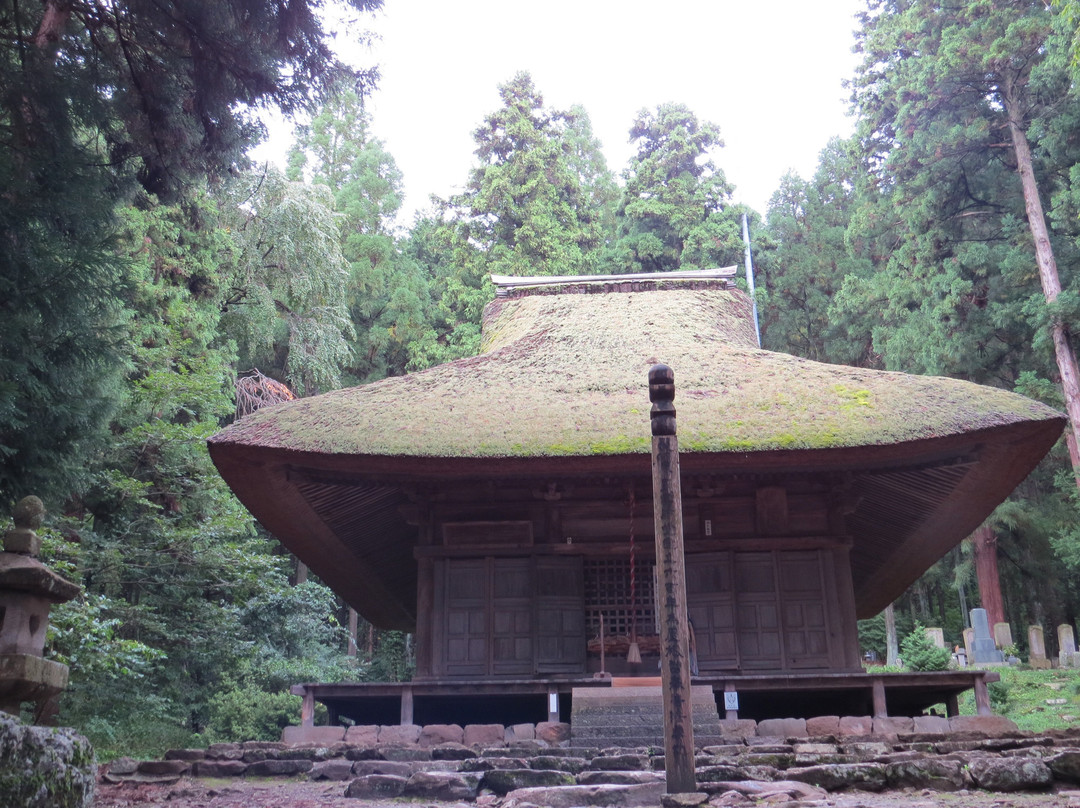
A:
[570,684,725,749]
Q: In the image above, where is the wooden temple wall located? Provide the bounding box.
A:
[411,479,862,680]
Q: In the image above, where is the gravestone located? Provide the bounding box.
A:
[970,609,1003,664]
[925,627,945,649]
[1059,624,1079,668]
[963,627,975,661]
[993,622,1013,651]
[1028,626,1050,670]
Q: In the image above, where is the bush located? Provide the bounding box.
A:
[206,685,303,742]
[900,622,951,671]
[989,680,1011,712]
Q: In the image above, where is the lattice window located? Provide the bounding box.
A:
[584,558,656,638]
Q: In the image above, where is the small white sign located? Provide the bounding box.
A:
[549,692,559,715]
[723,691,739,711]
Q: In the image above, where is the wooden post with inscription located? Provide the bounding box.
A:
[649,364,696,794]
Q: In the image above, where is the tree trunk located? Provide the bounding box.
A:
[1003,79,1080,487]
[884,603,899,666]
[971,524,1006,629]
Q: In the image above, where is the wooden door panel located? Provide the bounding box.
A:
[535,556,586,673]
[778,551,832,668]
[686,552,739,671]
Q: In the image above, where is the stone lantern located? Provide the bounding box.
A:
[0,496,80,723]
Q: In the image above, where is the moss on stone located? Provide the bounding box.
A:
[211,284,1063,459]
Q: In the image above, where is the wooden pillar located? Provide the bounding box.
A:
[945,694,960,717]
[649,364,696,795]
[300,688,315,728]
[415,558,435,677]
[973,675,992,716]
[400,685,414,725]
[871,678,887,718]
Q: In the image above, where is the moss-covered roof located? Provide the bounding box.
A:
[210,283,1061,458]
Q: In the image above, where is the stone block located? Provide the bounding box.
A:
[309,759,354,781]
[994,622,1013,650]
[885,758,965,790]
[501,782,666,808]
[402,770,481,801]
[482,768,577,794]
[913,715,950,735]
[1047,751,1080,783]
[756,717,807,739]
[136,759,191,776]
[192,760,247,777]
[806,716,840,736]
[379,745,430,761]
[344,724,379,745]
[967,756,1053,791]
[245,759,313,776]
[926,626,946,649]
[506,722,535,742]
[463,723,504,747]
[345,774,407,798]
[432,742,476,760]
[281,725,344,745]
[0,713,96,808]
[107,757,139,776]
[837,716,874,736]
[660,792,710,808]
[948,715,1019,736]
[589,753,648,771]
[163,748,205,761]
[717,718,757,739]
[535,721,571,745]
[786,762,887,792]
[578,770,664,787]
[206,743,243,760]
[351,759,415,777]
[419,723,463,747]
[378,723,421,745]
[3,528,40,555]
[872,716,914,736]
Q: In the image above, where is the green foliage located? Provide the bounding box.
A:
[900,622,952,672]
[206,686,304,744]
[289,83,432,382]
[610,103,743,273]
[219,169,354,396]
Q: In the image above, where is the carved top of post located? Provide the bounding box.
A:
[649,364,677,437]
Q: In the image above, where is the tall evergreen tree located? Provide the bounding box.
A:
[448,72,613,279]
[849,0,1080,476]
[763,138,873,364]
[0,0,381,505]
[610,103,743,273]
[289,85,431,382]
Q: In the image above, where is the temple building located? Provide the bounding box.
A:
[209,269,1064,727]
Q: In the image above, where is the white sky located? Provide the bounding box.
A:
[254,0,865,226]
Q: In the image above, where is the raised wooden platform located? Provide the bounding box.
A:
[291,670,999,729]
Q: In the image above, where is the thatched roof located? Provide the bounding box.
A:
[213,286,1056,458]
[209,277,1064,628]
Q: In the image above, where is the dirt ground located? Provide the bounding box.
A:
[92,778,1080,808]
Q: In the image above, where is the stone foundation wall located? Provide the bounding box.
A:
[100,717,1080,802]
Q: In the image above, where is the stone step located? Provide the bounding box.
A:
[570,684,724,751]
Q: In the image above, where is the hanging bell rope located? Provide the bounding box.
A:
[627,484,641,664]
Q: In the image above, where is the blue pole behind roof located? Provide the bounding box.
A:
[742,213,761,348]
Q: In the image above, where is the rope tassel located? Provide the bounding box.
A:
[627,485,641,664]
